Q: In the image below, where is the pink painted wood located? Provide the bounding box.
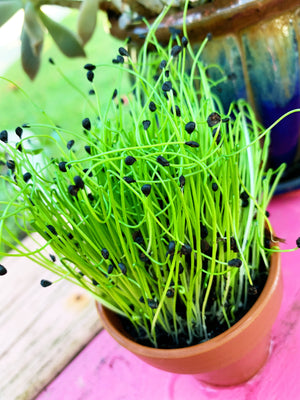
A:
[37,190,300,400]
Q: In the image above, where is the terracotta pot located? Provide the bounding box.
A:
[97,251,282,386]
[106,0,300,171]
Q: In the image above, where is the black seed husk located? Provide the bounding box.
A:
[248,286,258,296]
[207,112,221,127]
[23,172,32,182]
[228,258,242,268]
[166,288,174,298]
[159,60,167,69]
[157,155,170,167]
[92,279,99,286]
[87,70,94,82]
[118,263,127,275]
[240,191,249,201]
[40,279,52,287]
[165,70,170,78]
[15,126,23,138]
[206,32,213,41]
[84,63,96,70]
[67,233,74,240]
[112,88,118,99]
[162,81,172,92]
[125,155,136,165]
[134,235,144,245]
[84,145,91,154]
[179,175,185,188]
[242,199,249,207]
[107,264,114,274]
[59,161,68,172]
[74,176,84,189]
[6,160,15,171]
[123,176,136,184]
[49,254,56,262]
[142,120,151,130]
[139,252,150,263]
[147,299,158,309]
[89,89,95,95]
[212,182,218,191]
[0,264,7,275]
[67,140,75,150]
[141,184,151,196]
[171,105,181,117]
[48,57,55,65]
[119,47,129,57]
[139,296,145,303]
[168,241,176,255]
[116,55,124,64]
[0,130,8,143]
[149,101,156,112]
[296,237,300,248]
[171,45,182,57]
[82,118,91,130]
[185,141,199,148]
[88,193,94,202]
[68,185,79,196]
[16,142,23,152]
[101,248,109,259]
[181,244,192,255]
[46,225,57,236]
[185,121,196,134]
[181,36,188,47]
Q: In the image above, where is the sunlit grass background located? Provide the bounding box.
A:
[0,11,126,254]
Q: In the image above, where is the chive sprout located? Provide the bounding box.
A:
[0,21,299,349]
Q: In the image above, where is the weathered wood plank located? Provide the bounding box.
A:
[0,235,102,400]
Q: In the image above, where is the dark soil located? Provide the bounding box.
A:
[120,271,268,349]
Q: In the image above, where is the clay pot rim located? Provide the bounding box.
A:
[108,0,299,44]
[97,251,281,359]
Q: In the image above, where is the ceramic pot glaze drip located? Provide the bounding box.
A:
[97,252,282,386]
[106,0,300,168]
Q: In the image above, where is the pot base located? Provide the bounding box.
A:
[97,252,282,386]
[194,334,270,386]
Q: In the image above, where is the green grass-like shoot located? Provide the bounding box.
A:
[1,9,299,347]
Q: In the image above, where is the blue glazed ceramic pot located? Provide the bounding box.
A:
[107,0,300,169]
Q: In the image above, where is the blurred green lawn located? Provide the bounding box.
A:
[0,11,127,255]
[0,11,124,132]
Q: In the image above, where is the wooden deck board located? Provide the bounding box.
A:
[0,235,102,400]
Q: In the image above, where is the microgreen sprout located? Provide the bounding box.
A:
[0,16,299,349]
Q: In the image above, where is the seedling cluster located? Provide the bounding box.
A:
[1,11,299,347]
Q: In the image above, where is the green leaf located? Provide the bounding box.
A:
[24,2,44,56]
[21,24,42,80]
[38,10,86,58]
[77,0,98,45]
[0,1,22,27]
